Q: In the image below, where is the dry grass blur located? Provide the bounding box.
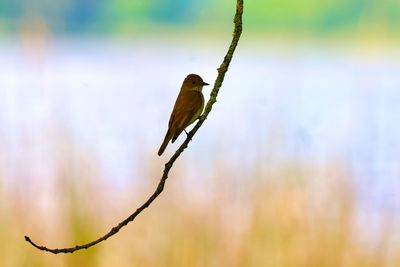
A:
[0,148,399,267]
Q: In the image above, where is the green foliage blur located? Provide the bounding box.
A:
[0,0,399,35]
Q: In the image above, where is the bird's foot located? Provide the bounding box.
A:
[185,130,193,142]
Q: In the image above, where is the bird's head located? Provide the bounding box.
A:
[182,74,209,92]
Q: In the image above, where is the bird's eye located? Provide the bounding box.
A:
[192,81,196,84]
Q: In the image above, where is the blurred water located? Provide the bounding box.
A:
[0,38,399,213]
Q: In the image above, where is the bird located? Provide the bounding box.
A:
[158,74,209,156]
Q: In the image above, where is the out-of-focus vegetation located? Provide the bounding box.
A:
[0,0,400,36]
[1,154,399,266]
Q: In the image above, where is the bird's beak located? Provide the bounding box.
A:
[202,82,210,86]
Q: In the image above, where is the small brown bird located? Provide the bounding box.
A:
[158,74,209,156]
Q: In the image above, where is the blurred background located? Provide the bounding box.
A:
[1,0,400,266]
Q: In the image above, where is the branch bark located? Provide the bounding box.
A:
[25,0,244,254]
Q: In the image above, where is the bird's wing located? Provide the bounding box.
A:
[168,91,204,142]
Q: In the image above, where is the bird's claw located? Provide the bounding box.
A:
[184,130,193,142]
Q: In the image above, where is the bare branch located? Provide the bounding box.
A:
[25,0,244,254]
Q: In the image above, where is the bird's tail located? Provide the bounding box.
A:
[158,129,173,156]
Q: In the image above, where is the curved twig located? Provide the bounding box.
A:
[25,0,243,254]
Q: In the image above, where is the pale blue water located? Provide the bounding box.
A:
[0,38,399,214]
